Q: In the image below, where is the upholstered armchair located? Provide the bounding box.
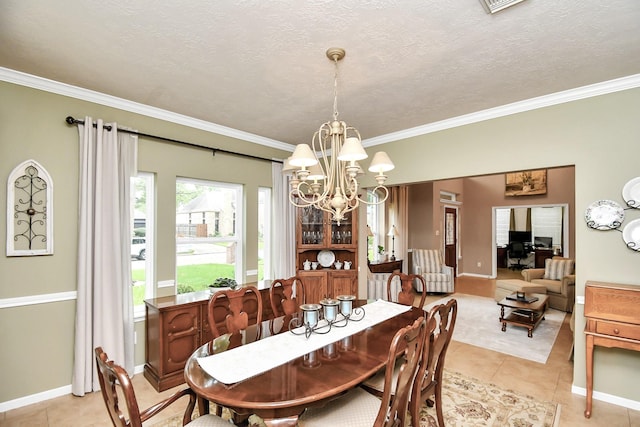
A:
[367,270,402,302]
[521,256,575,312]
[411,249,454,293]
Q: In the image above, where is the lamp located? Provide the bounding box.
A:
[286,48,394,225]
[387,225,399,261]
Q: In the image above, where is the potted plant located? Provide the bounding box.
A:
[377,245,385,262]
[209,277,240,291]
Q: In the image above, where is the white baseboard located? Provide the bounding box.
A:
[458,272,493,279]
[572,384,640,412]
[0,364,146,412]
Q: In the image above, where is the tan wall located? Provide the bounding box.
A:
[462,166,575,275]
[0,81,290,403]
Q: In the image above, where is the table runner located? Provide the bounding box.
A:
[196,299,412,385]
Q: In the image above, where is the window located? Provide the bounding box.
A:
[495,208,510,247]
[366,190,382,260]
[131,172,154,315]
[176,178,242,293]
[531,206,563,250]
[258,187,271,280]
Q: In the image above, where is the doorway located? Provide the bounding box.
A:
[444,206,458,276]
[492,204,570,278]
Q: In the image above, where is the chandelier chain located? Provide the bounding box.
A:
[332,56,339,121]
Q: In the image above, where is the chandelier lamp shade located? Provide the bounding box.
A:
[285,47,395,225]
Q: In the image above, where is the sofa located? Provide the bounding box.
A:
[521,256,575,312]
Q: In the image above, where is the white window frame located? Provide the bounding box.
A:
[132,172,155,319]
[258,187,272,281]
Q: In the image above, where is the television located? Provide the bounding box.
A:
[508,231,531,245]
[534,236,553,248]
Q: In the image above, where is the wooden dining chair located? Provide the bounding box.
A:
[269,276,306,317]
[387,271,427,308]
[361,299,457,427]
[94,347,232,427]
[298,316,430,427]
[208,285,263,348]
[410,298,458,427]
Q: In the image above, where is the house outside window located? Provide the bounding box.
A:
[176,178,242,293]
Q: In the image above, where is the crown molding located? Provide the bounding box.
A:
[364,73,640,147]
[0,67,294,152]
[3,67,639,152]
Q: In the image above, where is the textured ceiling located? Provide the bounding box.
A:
[1,0,640,148]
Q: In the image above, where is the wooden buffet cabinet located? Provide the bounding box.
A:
[584,281,640,418]
[296,206,358,303]
[144,282,273,391]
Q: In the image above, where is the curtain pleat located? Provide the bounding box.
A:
[272,162,296,279]
[386,186,409,272]
[73,117,137,396]
[509,209,515,231]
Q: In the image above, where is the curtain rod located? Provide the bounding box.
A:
[65,116,282,164]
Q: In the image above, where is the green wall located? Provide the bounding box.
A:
[2,78,640,409]
[0,81,290,404]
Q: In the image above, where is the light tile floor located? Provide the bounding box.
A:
[2,275,639,426]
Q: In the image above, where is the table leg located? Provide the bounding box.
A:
[585,334,595,418]
[501,321,506,332]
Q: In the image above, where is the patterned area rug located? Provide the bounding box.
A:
[425,294,566,364]
[419,370,560,427]
[150,370,559,427]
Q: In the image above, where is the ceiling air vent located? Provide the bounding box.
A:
[479,0,526,14]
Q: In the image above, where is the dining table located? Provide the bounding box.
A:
[184,299,425,427]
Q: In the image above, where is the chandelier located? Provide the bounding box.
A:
[284,48,394,225]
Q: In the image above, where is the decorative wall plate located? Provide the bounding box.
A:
[584,199,624,230]
[622,218,640,251]
[622,177,640,208]
[317,250,336,268]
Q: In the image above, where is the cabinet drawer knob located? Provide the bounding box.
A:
[614,328,620,334]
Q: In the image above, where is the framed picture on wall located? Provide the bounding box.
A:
[505,169,547,197]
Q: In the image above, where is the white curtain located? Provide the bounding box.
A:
[389,186,409,273]
[272,162,296,279]
[73,117,137,396]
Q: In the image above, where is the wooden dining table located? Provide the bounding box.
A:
[184,300,424,426]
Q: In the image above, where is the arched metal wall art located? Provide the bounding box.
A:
[6,159,54,256]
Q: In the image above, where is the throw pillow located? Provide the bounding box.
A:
[543,258,574,281]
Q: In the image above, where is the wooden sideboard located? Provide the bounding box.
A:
[368,259,403,273]
[534,248,554,268]
[584,281,640,418]
[144,282,273,391]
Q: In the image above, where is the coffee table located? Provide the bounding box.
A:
[497,293,549,338]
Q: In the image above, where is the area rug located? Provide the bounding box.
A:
[425,293,565,364]
[150,370,560,427]
[419,370,560,427]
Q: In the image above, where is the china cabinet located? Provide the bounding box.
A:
[296,206,358,303]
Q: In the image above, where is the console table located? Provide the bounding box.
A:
[368,259,403,273]
[584,281,640,418]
